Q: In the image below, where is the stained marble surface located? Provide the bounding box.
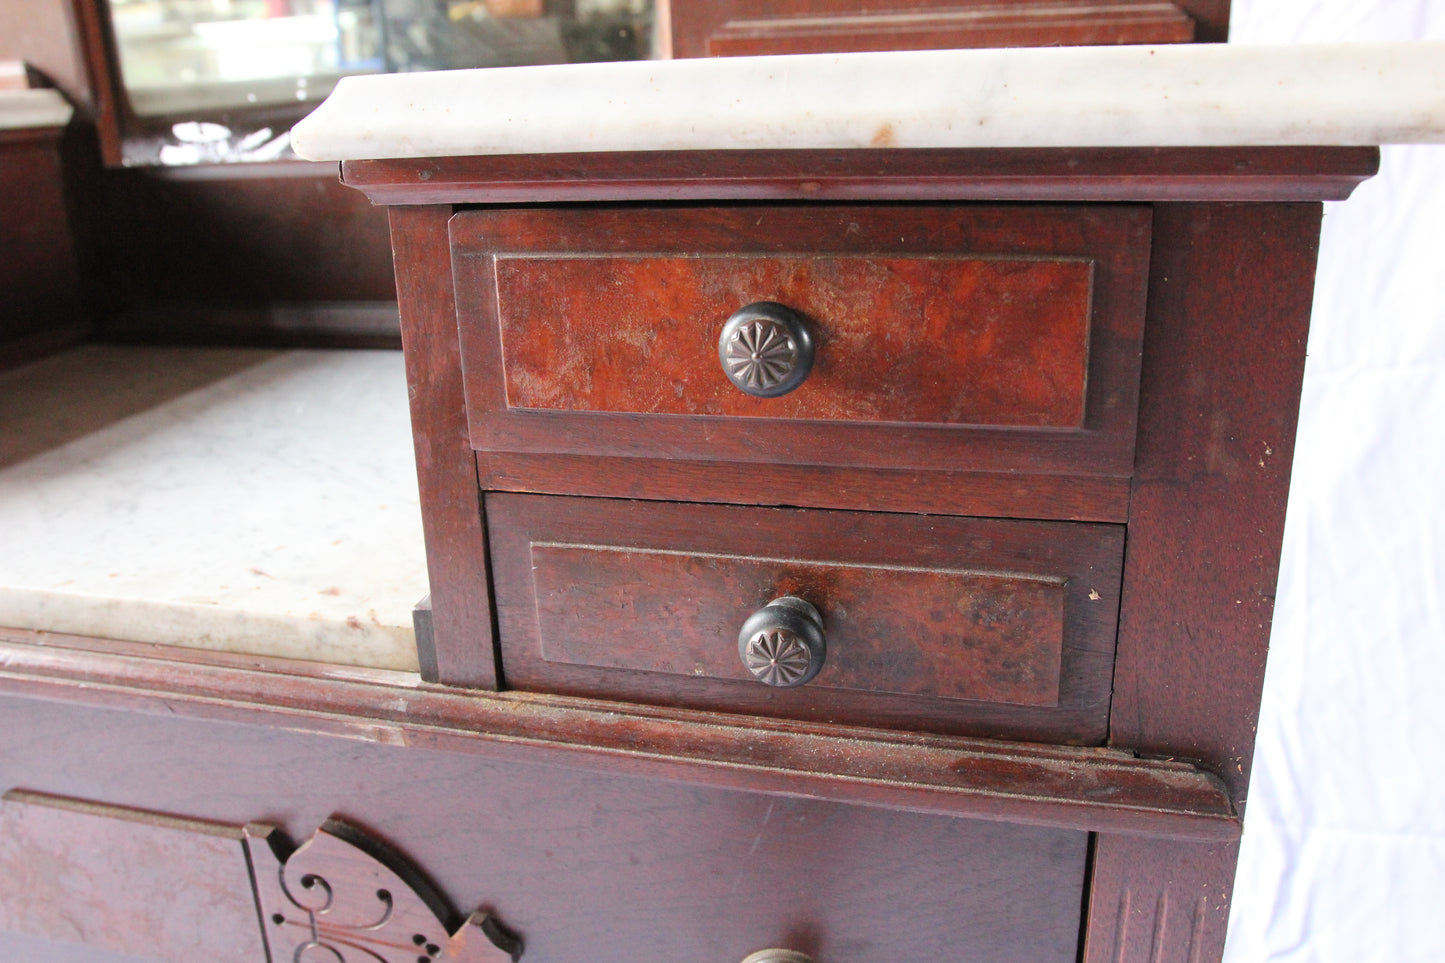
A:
[0,346,427,671]
[291,41,1445,161]
[0,88,72,131]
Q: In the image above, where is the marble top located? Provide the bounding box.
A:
[291,41,1445,162]
[0,346,427,671]
[0,88,73,131]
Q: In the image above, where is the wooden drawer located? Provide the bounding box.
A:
[488,493,1125,743]
[451,204,1151,483]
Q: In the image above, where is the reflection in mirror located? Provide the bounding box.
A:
[104,0,655,164]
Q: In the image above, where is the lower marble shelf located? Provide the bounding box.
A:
[0,344,428,671]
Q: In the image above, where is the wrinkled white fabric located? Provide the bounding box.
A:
[1225,2,1445,960]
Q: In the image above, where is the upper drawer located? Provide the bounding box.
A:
[451,204,1150,478]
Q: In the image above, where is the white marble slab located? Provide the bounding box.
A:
[291,41,1445,161]
[0,346,427,672]
[0,88,72,131]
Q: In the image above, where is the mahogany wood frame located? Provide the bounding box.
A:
[0,145,1376,962]
[369,146,1371,962]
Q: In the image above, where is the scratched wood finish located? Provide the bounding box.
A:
[0,629,1239,840]
[0,791,265,963]
[487,494,1124,741]
[698,0,1195,57]
[340,147,1375,206]
[452,204,1148,477]
[494,253,1092,427]
[389,205,497,686]
[1078,203,1326,959]
[478,451,1133,522]
[1082,834,1237,963]
[528,544,1068,705]
[1110,203,1322,812]
[0,679,1093,963]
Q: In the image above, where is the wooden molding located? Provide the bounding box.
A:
[0,628,1238,841]
[342,147,1379,206]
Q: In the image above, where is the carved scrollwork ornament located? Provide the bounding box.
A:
[246,818,522,963]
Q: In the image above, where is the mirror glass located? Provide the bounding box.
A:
[105,0,656,163]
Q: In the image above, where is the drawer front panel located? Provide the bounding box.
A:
[3,696,1091,963]
[489,493,1125,742]
[494,253,1092,428]
[452,204,1150,480]
[531,542,1068,707]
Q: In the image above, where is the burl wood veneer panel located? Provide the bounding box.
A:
[494,253,1091,427]
[488,493,1124,742]
[451,204,1150,478]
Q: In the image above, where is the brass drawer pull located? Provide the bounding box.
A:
[738,596,826,687]
[718,301,815,398]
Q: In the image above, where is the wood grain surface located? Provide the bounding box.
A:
[389,205,497,687]
[477,451,1133,522]
[0,791,264,963]
[699,0,1196,57]
[0,629,1239,841]
[494,253,1092,427]
[341,147,1375,206]
[487,493,1124,740]
[453,203,1148,479]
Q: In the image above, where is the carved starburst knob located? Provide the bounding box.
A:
[718,302,815,398]
[737,596,826,688]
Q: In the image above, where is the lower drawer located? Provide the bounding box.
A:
[487,493,1124,743]
[1,704,1092,963]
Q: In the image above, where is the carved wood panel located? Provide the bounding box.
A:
[0,790,520,963]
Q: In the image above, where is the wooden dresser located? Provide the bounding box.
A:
[8,40,1439,962]
[336,143,1376,962]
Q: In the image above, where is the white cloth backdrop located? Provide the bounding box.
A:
[1223,2,1445,960]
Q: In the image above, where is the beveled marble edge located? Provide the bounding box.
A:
[0,88,73,131]
[291,42,1445,161]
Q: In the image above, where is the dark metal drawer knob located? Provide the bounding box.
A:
[738,596,825,688]
[741,951,816,963]
[718,301,815,398]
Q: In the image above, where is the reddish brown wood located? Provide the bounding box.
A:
[530,544,1068,703]
[1111,202,1321,812]
[488,493,1124,740]
[0,124,82,348]
[0,683,1097,962]
[702,0,1195,57]
[453,204,1148,477]
[247,819,521,963]
[390,205,497,687]
[0,629,1239,840]
[1175,0,1230,41]
[1083,835,1236,963]
[493,253,1092,427]
[479,452,1133,522]
[0,791,265,962]
[1073,202,1324,960]
[96,165,396,308]
[63,0,126,163]
[342,147,1377,206]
